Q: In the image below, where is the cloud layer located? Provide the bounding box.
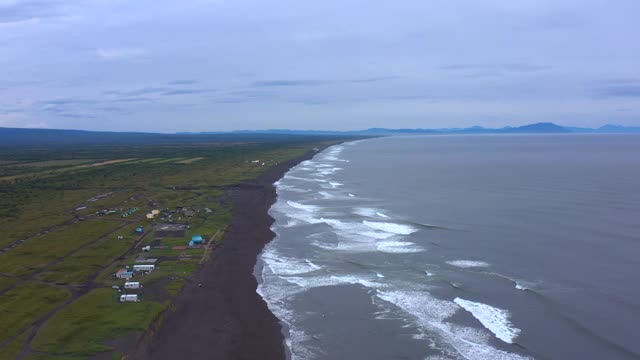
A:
[1,0,639,131]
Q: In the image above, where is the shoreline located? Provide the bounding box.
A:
[136,146,328,360]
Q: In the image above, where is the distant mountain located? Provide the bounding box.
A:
[502,122,570,133]
[2,122,640,146]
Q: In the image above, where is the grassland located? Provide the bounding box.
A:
[0,135,348,359]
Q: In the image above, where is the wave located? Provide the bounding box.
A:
[287,201,320,212]
[454,297,521,344]
[377,241,425,253]
[377,290,530,360]
[279,274,385,290]
[363,220,418,235]
[353,207,390,219]
[447,260,490,268]
[262,251,323,276]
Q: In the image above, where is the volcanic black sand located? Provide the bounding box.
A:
[136,148,323,360]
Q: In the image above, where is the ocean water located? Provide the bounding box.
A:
[257,135,640,360]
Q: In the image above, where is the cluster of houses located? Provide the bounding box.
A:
[114,264,156,302]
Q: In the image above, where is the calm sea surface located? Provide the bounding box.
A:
[257,135,640,360]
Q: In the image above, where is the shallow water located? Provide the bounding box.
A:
[258,135,640,360]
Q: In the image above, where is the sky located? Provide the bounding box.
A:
[1,0,639,132]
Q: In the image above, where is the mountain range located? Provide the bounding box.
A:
[1,122,640,146]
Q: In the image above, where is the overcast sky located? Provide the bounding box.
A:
[1,0,639,132]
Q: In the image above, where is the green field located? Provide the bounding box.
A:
[0,136,348,358]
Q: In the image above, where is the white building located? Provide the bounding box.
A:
[120,294,139,302]
[124,282,141,289]
[133,264,155,272]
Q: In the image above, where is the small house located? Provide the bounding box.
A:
[135,227,144,234]
[120,294,139,302]
[142,245,151,252]
[191,234,204,244]
[188,240,195,248]
[116,269,134,279]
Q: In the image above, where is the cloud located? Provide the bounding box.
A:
[441,64,552,73]
[0,0,62,24]
[251,77,397,88]
[160,89,213,96]
[252,80,328,87]
[596,85,640,98]
[168,79,198,85]
[104,87,171,96]
[96,47,146,61]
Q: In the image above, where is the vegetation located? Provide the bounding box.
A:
[0,135,349,358]
[32,288,164,355]
[0,282,70,341]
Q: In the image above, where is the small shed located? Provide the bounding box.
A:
[191,234,204,244]
[136,227,144,234]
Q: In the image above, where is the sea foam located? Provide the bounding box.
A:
[363,221,418,235]
[447,260,490,268]
[454,297,521,344]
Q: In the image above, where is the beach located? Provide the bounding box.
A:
[136,147,324,360]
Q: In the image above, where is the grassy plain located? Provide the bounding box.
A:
[0,135,347,358]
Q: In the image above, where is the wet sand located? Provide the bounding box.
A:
[137,148,324,360]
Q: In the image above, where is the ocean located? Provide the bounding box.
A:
[257,135,640,360]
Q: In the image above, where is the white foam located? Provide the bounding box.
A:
[376,272,385,278]
[287,201,320,212]
[377,241,425,253]
[284,175,327,183]
[318,191,335,199]
[280,274,385,289]
[376,212,389,218]
[377,291,530,360]
[348,193,355,197]
[426,271,434,277]
[329,181,343,188]
[447,260,490,268]
[515,282,528,291]
[363,221,418,235]
[262,251,322,276]
[454,298,521,344]
[278,184,310,193]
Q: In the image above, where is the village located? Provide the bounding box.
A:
[99,205,221,303]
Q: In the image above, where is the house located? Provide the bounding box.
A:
[116,269,134,279]
[142,245,151,252]
[135,227,144,234]
[191,234,204,244]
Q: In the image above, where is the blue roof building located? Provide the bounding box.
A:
[191,234,203,244]
[136,227,144,234]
